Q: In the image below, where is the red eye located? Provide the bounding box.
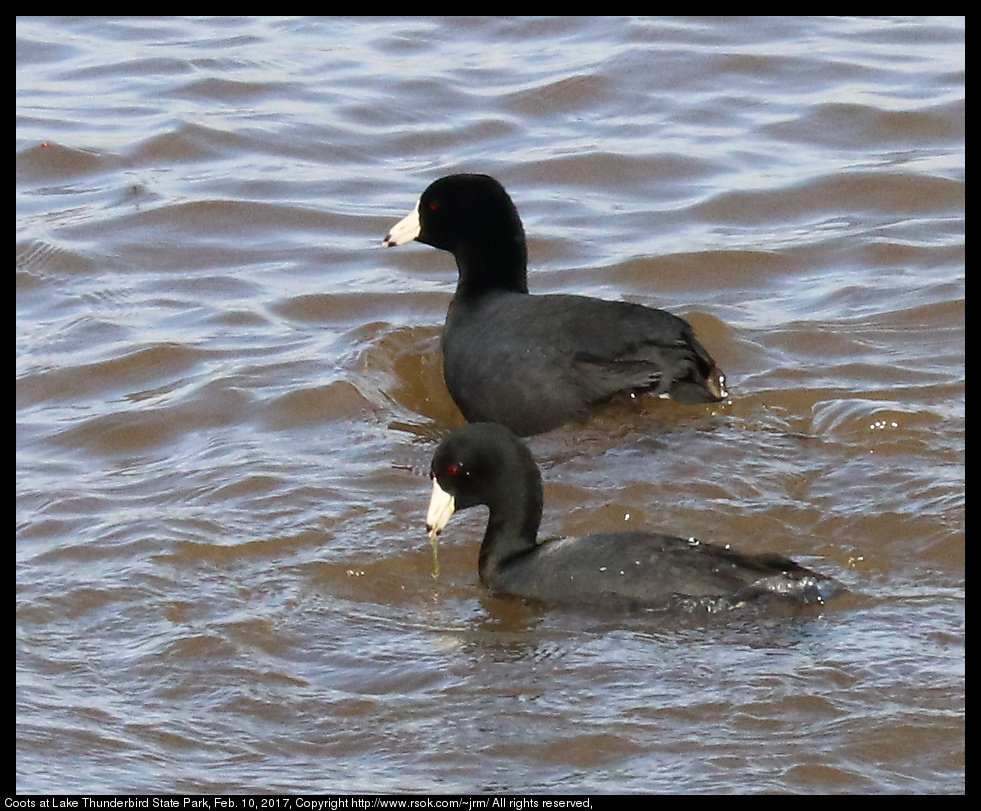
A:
[427,200,439,212]
[446,464,461,477]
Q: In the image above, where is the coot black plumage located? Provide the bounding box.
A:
[426,423,838,612]
[384,174,728,436]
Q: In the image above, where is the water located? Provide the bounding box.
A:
[16,16,964,794]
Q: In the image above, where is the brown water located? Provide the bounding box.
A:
[16,16,964,794]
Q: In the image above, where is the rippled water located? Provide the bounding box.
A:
[17,17,964,794]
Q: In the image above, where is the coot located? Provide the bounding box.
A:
[426,423,839,612]
[385,174,728,436]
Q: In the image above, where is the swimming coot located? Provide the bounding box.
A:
[384,174,728,436]
[426,423,839,612]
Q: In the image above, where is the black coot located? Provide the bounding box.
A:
[426,423,839,612]
[384,174,728,436]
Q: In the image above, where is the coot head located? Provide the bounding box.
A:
[385,174,529,295]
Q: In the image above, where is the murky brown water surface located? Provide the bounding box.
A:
[17,17,963,793]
